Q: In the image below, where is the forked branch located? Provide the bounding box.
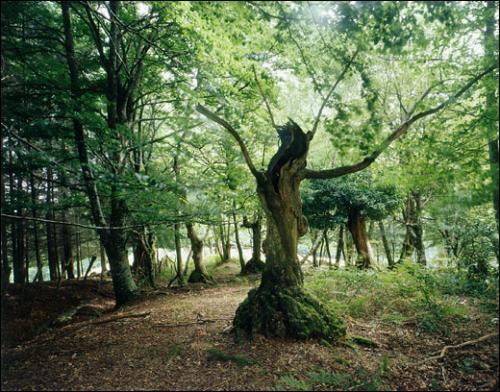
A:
[196,104,262,178]
[310,48,359,139]
[304,64,498,179]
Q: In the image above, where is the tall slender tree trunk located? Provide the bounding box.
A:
[346,210,372,269]
[378,220,394,268]
[413,192,426,266]
[29,173,43,282]
[13,177,26,285]
[324,230,332,268]
[219,223,231,263]
[62,2,137,305]
[61,210,74,279]
[1,149,9,291]
[399,192,426,265]
[174,223,184,285]
[233,210,245,272]
[335,225,344,268]
[100,243,107,284]
[75,215,82,279]
[46,168,58,281]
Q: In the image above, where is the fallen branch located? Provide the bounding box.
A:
[153,317,233,328]
[60,311,152,332]
[15,311,152,349]
[407,332,499,367]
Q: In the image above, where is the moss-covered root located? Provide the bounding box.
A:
[188,270,215,284]
[241,258,265,275]
[233,286,345,342]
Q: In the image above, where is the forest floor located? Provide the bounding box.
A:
[1,260,499,391]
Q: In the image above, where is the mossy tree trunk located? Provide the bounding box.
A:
[347,210,372,269]
[186,223,213,284]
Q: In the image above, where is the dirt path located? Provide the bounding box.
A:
[1,280,498,391]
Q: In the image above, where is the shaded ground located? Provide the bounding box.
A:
[1,262,498,391]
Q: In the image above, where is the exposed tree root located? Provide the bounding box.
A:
[408,332,499,367]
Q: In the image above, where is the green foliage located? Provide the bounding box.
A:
[307,370,353,389]
[273,375,311,391]
[206,348,258,366]
[306,263,482,335]
[302,172,402,229]
[166,344,185,360]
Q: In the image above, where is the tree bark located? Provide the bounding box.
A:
[346,210,372,269]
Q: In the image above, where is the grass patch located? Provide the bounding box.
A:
[206,348,258,366]
[166,344,184,359]
[273,375,311,391]
[305,261,493,336]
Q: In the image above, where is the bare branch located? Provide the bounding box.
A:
[304,65,498,179]
[252,65,276,128]
[310,48,359,139]
[196,104,262,179]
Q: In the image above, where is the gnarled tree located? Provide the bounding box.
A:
[197,58,497,341]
